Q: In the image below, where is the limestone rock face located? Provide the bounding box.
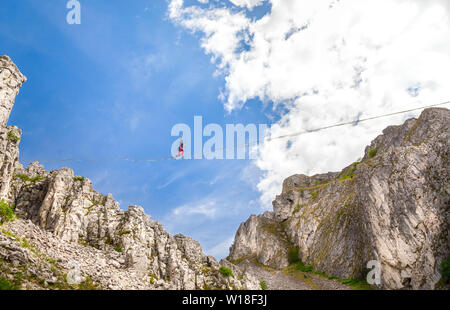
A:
[0,55,27,127]
[9,166,260,289]
[0,56,258,291]
[0,126,21,200]
[0,56,26,201]
[228,212,290,268]
[230,108,450,290]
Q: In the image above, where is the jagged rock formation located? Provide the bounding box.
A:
[0,126,21,201]
[0,56,259,290]
[0,56,26,127]
[0,56,24,202]
[227,211,291,268]
[229,107,450,290]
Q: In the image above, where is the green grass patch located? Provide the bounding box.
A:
[295,261,313,272]
[118,230,132,236]
[314,270,326,277]
[282,264,318,289]
[0,273,22,290]
[285,260,314,273]
[1,229,19,241]
[78,237,89,246]
[77,276,101,290]
[0,200,15,224]
[339,278,372,290]
[14,174,44,183]
[314,271,337,280]
[439,255,450,285]
[338,174,353,182]
[259,280,268,290]
[7,131,20,144]
[311,191,318,198]
[114,245,122,253]
[338,161,360,182]
[46,257,57,266]
[73,176,85,182]
[21,238,33,249]
[368,148,377,158]
[441,255,450,278]
[287,246,300,264]
[219,266,234,278]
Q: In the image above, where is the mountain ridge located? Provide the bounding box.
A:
[228,106,450,289]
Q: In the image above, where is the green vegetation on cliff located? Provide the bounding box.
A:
[73,176,85,182]
[219,266,234,277]
[14,174,44,183]
[7,131,20,144]
[436,255,450,287]
[259,280,267,290]
[0,200,15,224]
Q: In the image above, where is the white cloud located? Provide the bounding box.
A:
[229,0,265,10]
[172,201,218,218]
[205,236,235,259]
[169,0,450,208]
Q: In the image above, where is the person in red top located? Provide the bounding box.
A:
[174,137,184,159]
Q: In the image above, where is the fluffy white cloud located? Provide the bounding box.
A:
[171,201,218,218]
[229,0,265,10]
[169,0,450,208]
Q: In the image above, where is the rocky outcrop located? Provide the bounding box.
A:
[0,126,21,201]
[230,107,450,290]
[228,212,291,268]
[0,56,26,127]
[6,164,261,289]
[0,56,259,290]
[0,56,24,201]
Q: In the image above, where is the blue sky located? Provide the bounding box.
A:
[0,0,275,258]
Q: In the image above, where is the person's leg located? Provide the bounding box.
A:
[174,149,183,159]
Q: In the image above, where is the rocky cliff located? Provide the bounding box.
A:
[229,107,450,290]
[0,55,259,290]
[0,56,24,202]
